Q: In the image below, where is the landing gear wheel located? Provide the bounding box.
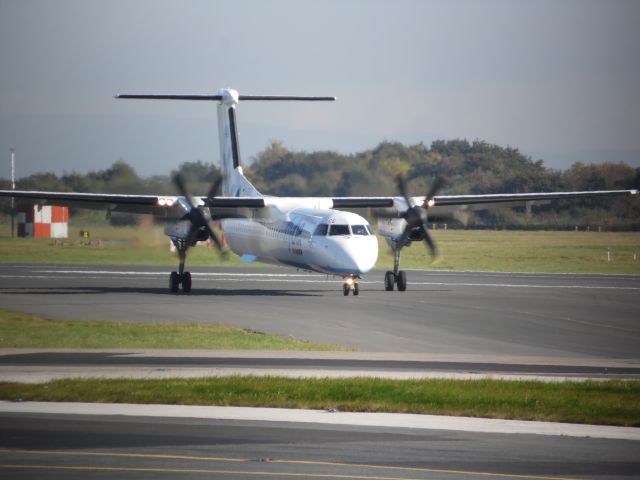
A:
[170,271,180,293]
[182,271,192,293]
[384,271,395,291]
[397,270,407,291]
[353,283,359,296]
[343,284,350,296]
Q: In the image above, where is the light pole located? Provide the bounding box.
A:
[10,148,15,238]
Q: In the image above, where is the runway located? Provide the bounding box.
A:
[0,264,638,358]
[1,264,639,479]
[1,408,639,480]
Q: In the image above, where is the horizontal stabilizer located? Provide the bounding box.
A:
[239,95,335,101]
[116,94,222,101]
[116,94,335,102]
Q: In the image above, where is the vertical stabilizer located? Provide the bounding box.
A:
[116,89,335,198]
[216,89,261,197]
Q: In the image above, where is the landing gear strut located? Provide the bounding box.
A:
[170,238,193,293]
[343,275,360,296]
[384,244,407,292]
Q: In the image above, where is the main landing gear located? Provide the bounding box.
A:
[170,238,193,293]
[384,245,407,291]
[343,275,360,296]
[168,172,232,295]
[375,174,445,293]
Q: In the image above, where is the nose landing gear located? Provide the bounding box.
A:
[343,275,360,296]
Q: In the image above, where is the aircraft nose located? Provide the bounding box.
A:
[333,237,378,274]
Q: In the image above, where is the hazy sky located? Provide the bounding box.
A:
[1,0,639,179]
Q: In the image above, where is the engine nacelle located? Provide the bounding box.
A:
[377,197,425,248]
[165,220,190,239]
[164,220,207,244]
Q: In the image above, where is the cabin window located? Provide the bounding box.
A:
[351,225,368,236]
[285,222,296,236]
[329,224,350,236]
[314,224,329,236]
[300,224,312,239]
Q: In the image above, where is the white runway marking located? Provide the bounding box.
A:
[1,270,638,290]
[33,269,322,277]
[408,268,640,279]
[410,281,640,291]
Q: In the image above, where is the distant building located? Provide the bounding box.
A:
[17,205,69,238]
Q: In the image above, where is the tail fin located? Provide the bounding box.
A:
[116,89,335,197]
[216,89,259,197]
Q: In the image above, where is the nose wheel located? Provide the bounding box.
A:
[343,275,360,296]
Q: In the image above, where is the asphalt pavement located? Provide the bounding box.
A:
[1,408,639,480]
[1,264,639,479]
[1,264,638,357]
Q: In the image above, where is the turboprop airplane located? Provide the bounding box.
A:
[1,88,637,295]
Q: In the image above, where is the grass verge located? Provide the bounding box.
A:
[0,309,349,351]
[377,230,640,274]
[1,377,638,427]
[1,224,639,274]
[0,226,243,266]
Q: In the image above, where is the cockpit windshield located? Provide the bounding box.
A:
[329,224,350,236]
[313,224,329,236]
[351,225,368,236]
[315,223,373,236]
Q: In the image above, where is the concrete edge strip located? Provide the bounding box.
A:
[0,368,635,384]
[2,349,639,368]
[1,401,638,441]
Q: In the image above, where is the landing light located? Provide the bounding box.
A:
[157,197,175,207]
[427,199,435,207]
[345,277,354,286]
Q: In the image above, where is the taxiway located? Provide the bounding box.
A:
[1,406,639,480]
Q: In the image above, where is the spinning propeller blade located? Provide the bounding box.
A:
[172,173,227,254]
[376,175,446,259]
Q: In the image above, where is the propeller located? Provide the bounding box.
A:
[375,175,446,258]
[172,173,231,254]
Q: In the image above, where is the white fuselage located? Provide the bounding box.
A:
[204,88,378,277]
[221,206,378,276]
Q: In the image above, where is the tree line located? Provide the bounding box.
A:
[1,140,639,229]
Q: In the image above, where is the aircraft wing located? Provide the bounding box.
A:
[331,189,637,210]
[430,189,638,207]
[331,197,395,208]
[0,190,265,216]
[1,188,635,215]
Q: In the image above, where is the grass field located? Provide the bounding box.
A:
[0,309,348,350]
[377,229,640,274]
[0,223,238,266]
[1,376,638,426]
[1,221,639,274]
